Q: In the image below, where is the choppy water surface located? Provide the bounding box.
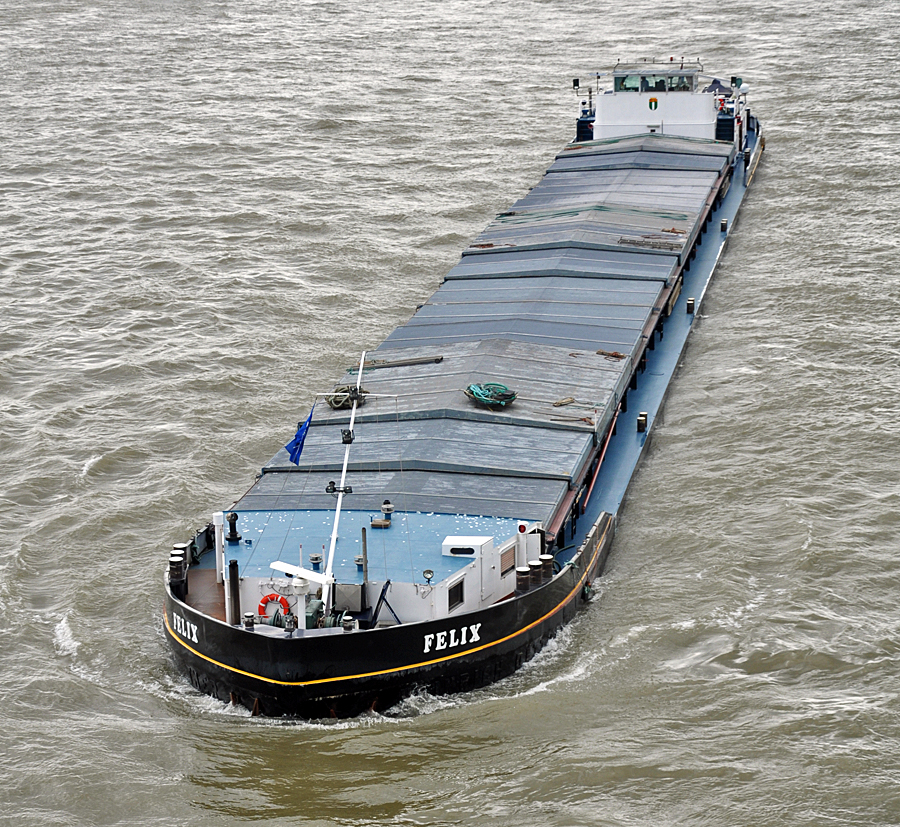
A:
[2,0,900,824]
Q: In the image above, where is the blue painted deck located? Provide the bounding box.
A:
[203,509,523,584]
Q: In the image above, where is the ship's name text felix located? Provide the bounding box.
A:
[172,611,199,643]
[423,623,481,654]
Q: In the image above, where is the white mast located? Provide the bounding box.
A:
[322,350,367,615]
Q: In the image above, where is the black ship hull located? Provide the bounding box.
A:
[165,513,613,718]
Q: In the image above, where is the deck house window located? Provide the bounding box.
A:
[448,579,464,612]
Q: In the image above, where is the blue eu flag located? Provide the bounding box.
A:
[285,405,314,465]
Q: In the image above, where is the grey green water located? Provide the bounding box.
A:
[3,0,900,824]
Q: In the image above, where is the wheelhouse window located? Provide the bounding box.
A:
[448,579,464,612]
[614,75,640,92]
[667,75,694,91]
[614,74,694,93]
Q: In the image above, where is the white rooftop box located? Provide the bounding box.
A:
[442,536,494,558]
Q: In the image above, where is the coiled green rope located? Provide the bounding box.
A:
[464,383,517,408]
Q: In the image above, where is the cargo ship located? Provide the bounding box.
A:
[164,59,764,717]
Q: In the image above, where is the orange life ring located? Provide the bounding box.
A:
[258,593,291,616]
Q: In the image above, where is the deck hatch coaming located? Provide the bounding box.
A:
[512,173,718,216]
[458,137,732,264]
[555,133,737,162]
[239,469,569,523]
[465,169,720,261]
[547,150,730,174]
[431,277,663,307]
[382,272,668,354]
[267,418,594,484]
[443,246,676,284]
[382,317,650,353]
[302,338,631,437]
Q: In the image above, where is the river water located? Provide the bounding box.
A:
[3,0,900,824]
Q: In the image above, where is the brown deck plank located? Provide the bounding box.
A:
[185,568,227,622]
